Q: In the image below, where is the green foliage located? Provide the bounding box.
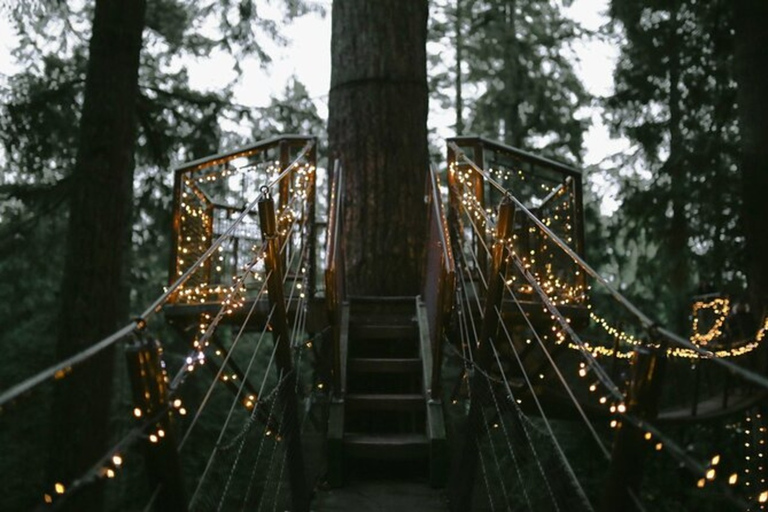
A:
[597,0,743,326]
[430,0,590,163]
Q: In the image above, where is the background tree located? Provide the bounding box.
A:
[429,0,589,163]
[733,0,768,320]
[602,0,741,330]
[328,0,429,295]
[47,1,146,510]
[0,1,323,508]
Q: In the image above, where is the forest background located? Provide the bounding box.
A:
[0,0,765,509]
[0,0,756,380]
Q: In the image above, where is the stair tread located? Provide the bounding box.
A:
[346,393,425,411]
[347,393,423,400]
[348,357,422,372]
[344,432,428,445]
[349,324,418,337]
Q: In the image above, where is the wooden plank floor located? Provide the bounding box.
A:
[312,481,448,512]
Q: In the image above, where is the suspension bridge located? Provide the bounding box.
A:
[1,134,767,511]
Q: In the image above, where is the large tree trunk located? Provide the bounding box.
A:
[48,0,146,510]
[734,0,768,320]
[328,0,429,295]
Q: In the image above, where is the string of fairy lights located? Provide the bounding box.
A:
[448,143,768,508]
[40,142,317,508]
[173,154,315,305]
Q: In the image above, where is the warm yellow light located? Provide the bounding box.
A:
[696,478,705,488]
[173,399,182,408]
[706,468,716,481]
[106,468,115,479]
[711,454,720,466]
[149,434,158,443]
[728,473,738,485]
[655,442,663,451]
[759,491,768,503]
[617,403,627,413]
[133,408,142,418]
[112,455,123,467]
[54,483,65,494]
[44,494,52,503]
[158,429,165,438]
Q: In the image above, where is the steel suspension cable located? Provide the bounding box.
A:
[450,142,768,391]
[188,304,276,505]
[0,141,316,411]
[488,338,594,512]
[502,279,611,458]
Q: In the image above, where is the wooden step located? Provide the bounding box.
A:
[348,357,422,374]
[346,393,424,412]
[349,323,418,340]
[344,433,428,460]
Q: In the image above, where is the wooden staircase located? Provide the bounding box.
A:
[327,296,447,488]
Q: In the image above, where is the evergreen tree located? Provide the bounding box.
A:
[603,0,741,329]
[733,0,768,320]
[430,0,589,163]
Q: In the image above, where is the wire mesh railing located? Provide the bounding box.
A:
[444,137,768,511]
[0,136,318,512]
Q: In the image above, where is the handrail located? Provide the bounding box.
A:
[423,165,456,399]
[0,139,317,409]
[447,135,582,178]
[325,160,346,394]
[449,142,768,393]
[174,134,315,173]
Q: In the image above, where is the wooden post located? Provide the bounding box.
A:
[601,341,666,512]
[692,362,701,416]
[449,197,515,511]
[125,335,188,512]
[307,141,317,298]
[258,189,310,512]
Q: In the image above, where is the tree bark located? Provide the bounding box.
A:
[667,1,689,333]
[48,1,146,510]
[455,0,465,135]
[502,0,523,147]
[328,0,429,295]
[734,0,768,319]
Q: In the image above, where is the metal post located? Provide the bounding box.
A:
[125,335,188,512]
[278,140,292,270]
[449,198,515,511]
[692,362,701,416]
[307,142,317,298]
[601,341,666,512]
[258,188,310,512]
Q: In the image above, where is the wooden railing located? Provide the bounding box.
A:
[169,135,317,304]
[422,165,455,400]
[447,136,587,308]
[325,160,346,395]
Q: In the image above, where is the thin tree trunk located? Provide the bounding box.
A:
[328,0,429,295]
[667,1,689,333]
[502,0,522,147]
[48,1,146,510]
[455,0,465,135]
[734,0,768,320]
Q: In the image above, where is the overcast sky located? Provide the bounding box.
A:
[1,0,629,169]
